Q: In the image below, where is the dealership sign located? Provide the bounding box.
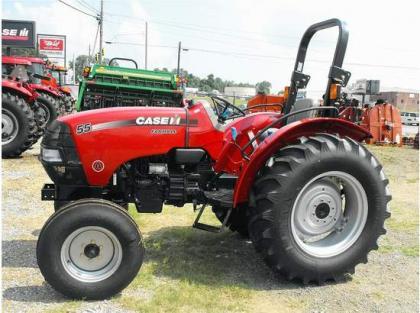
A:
[2,20,36,48]
[37,34,66,59]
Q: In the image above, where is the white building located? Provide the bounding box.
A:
[224,86,256,97]
[184,87,199,94]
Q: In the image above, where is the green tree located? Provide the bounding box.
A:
[70,55,94,81]
[256,81,272,94]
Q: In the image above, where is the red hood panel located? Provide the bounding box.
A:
[61,107,187,185]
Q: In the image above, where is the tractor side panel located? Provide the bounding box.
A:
[186,103,225,160]
[233,118,372,206]
[60,107,187,186]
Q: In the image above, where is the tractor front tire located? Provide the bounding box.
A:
[248,134,391,283]
[64,95,75,113]
[37,199,144,299]
[36,93,59,127]
[2,93,37,158]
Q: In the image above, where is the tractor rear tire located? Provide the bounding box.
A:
[212,205,249,237]
[37,199,144,300]
[248,134,391,283]
[36,93,59,127]
[2,92,37,158]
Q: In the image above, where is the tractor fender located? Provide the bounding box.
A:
[30,84,61,97]
[233,117,371,206]
[2,80,34,100]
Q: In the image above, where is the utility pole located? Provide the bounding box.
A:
[145,21,148,70]
[99,0,104,63]
[177,41,181,76]
[72,54,76,84]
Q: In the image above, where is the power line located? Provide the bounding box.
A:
[105,41,176,49]
[104,13,418,55]
[90,24,100,59]
[57,0,98,18]
[183,47,420,70]
[103,39,419,70]
[75,0,99,14]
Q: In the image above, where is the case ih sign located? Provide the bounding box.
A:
[37,34,66,59]
[2,20,36,48]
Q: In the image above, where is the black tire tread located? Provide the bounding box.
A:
[248,134,391,284]
[2,92,37,157]
[37,199,143,300]
[36,91,60,125]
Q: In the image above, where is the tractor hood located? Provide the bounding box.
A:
[59,106,187,133]
[44,106,188,186]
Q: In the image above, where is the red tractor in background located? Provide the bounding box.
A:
[1,57,51,157]
[47,64,75,113]
[3,56,61,122]
[2,62,39,157]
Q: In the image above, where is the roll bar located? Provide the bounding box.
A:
[283,18,351,118]
[108,58,138,69]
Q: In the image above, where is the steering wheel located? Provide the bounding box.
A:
[211,96,246,122]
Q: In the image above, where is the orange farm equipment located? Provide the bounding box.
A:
[246,93,284,113]
[360,101,402,146]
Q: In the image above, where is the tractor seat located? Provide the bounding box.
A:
[287,99,317,123]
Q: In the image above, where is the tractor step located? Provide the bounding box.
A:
[193,223,221,233]
[193,203,232,233]
[203,188,233,208]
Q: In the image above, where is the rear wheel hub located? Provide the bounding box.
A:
[2,108,19,145]
[291,171,368,258]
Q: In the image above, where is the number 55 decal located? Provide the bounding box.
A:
[76,123,92,135]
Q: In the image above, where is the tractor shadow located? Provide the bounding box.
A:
[2,239,68,303]
[142,226,351,291]
[2,239,38,268]
[2,284,67,303]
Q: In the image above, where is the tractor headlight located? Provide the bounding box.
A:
[41,148,62,163]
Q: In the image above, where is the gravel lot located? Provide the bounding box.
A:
[2,143,419,313]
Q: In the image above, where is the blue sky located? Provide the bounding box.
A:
[3,0,420,95]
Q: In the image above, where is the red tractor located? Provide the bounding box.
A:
[2,57,47,157]
[2,56,61,123]
[47,64,75,113]
[37,19,391,300]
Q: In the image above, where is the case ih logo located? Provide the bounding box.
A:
[2,28,29,41]
[39,38,64,51]
[135,116,181,126]
[2,20,36,48]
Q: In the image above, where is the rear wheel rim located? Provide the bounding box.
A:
[60,226,123,282]
[291,171,368,258]
[2,108,19,145]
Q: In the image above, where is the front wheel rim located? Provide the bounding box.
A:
[36,101,50,126]
[2,108,19,145]
[60,226,123,282]
[291,171,368,258]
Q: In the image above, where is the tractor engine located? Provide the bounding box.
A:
[115,151,212,212]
